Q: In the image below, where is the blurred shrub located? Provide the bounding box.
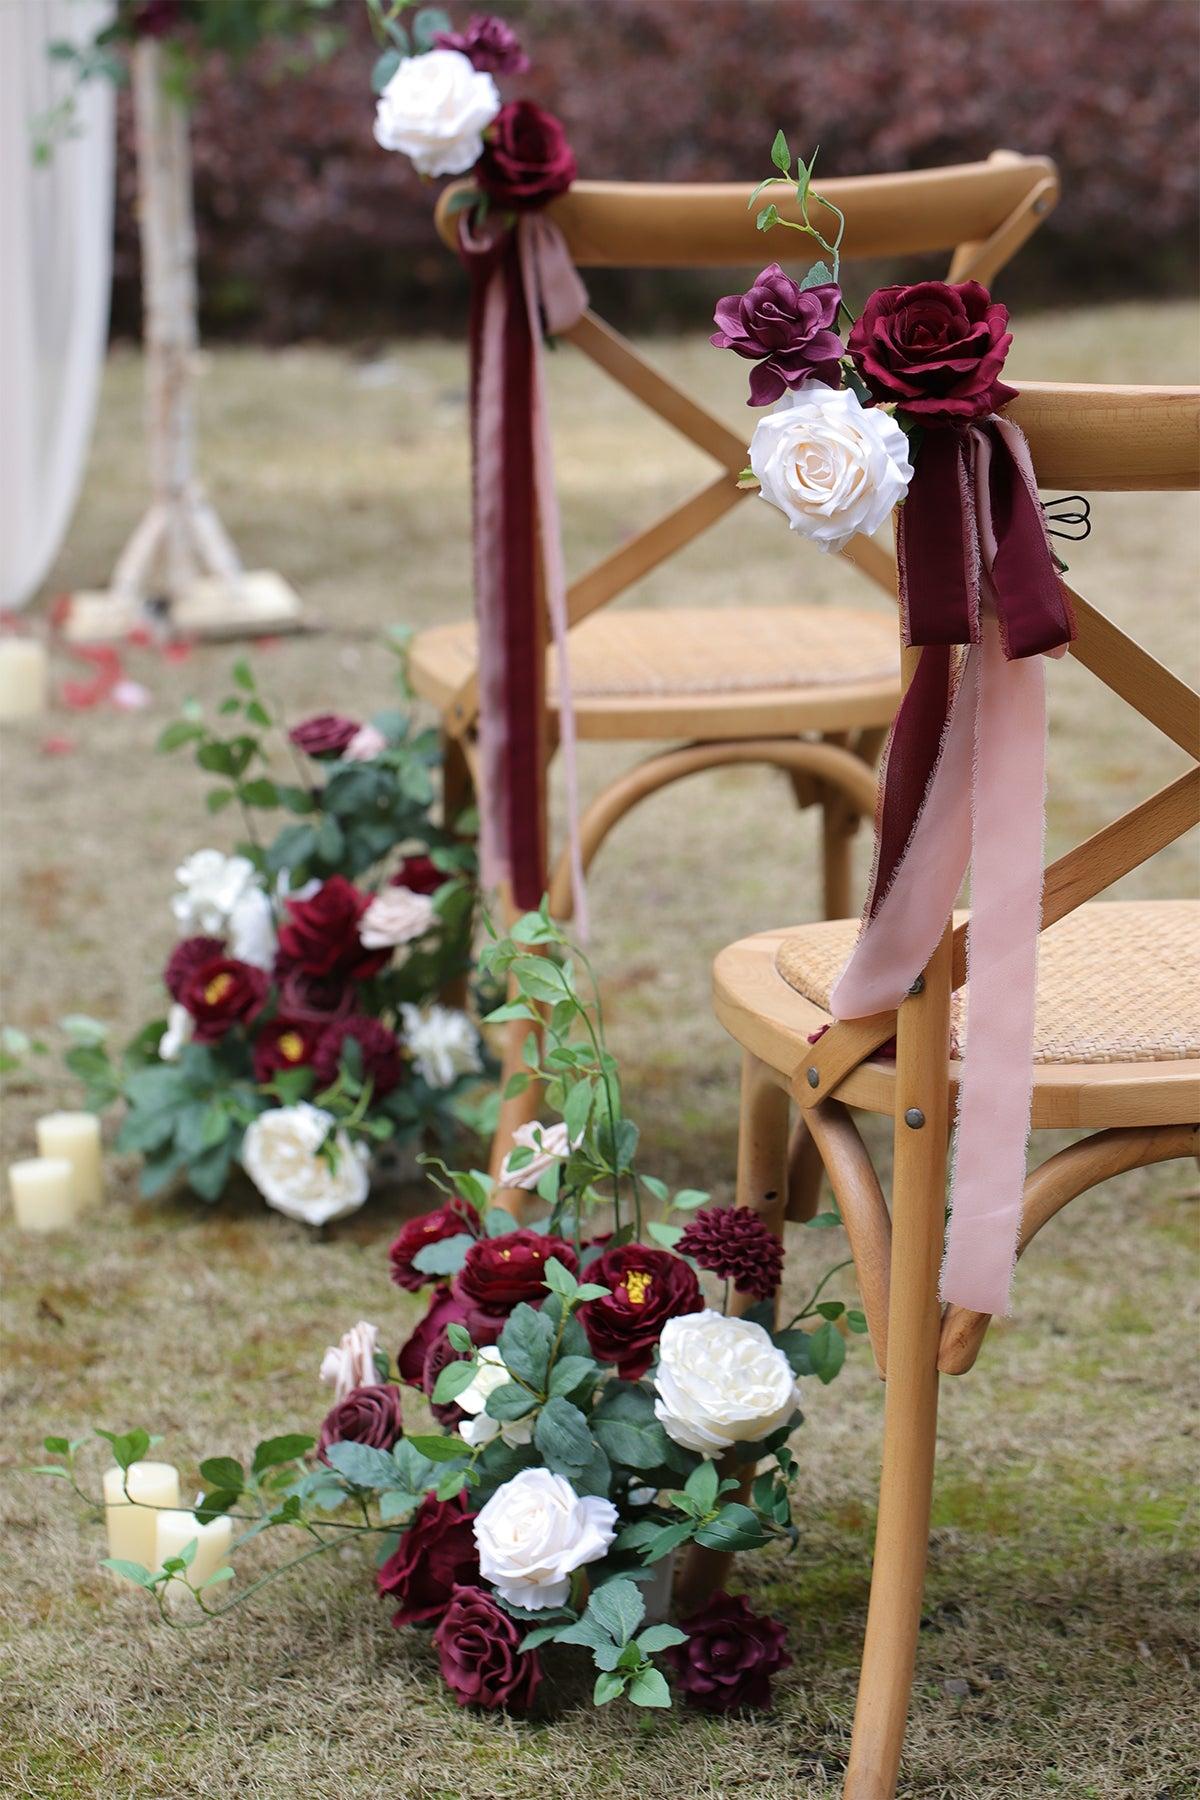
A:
[110,0,1198,339]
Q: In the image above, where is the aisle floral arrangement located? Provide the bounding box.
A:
[39,908,861,1715]
[65,650,485,1223]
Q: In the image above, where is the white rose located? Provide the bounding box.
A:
[373,48,500,178]
[227,885,276,971]
[399,1003,482,1089]
[473,1468,618,1611]
[343,723,388,762]
[499,1120,573,1190]
[359,886,438,952]
[158,1002,193,1062]
[319,1319,381,1402]
[455,1347,535,1449]
[241,1102,370,1228]
[653,1309,801,1457]
[171,849,258,936]
[748,382,913,554]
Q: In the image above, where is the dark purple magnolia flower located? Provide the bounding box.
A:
[711,264,843,405]
[434,14,530,74]
[668,1590,791,1711]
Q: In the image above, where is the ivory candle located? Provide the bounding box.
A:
[36,1112,103,1210]
[0,638,48,721]
[8,1157,78,1231]
[156,1509,234,1595]
[103,1462,181,1568]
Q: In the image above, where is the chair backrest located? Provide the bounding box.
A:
[434,155,1059,723]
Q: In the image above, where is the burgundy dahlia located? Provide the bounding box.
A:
[316,1383,404,1463]
[477,101,576,211]
[389,1200,481,1293]
[178,955,268,1041]
[711,264,843,405]
[288,713,359,759]
[454,1229,578,1314]
[251,1016,321,1083]
[434,1585,543,1713]
[164,935,225,1001]
[848,280,1016,423]
[676,1207,784,1302]
[667,1591,791,1712]
[377,1493,480,1626]
[434,13,529,74]
[313,1015,404,1097]
[578,1243,703,1380]
[390,854,444,897]
[275,876,389,984]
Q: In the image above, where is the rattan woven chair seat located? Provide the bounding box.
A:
[774,900,1200,1066]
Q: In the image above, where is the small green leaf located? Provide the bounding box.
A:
[231,659,254,692]
[252,1434,314,1477]
[799,258,835,292]
[446,1323,474,1354]
[431,1359,478,1405]
[646,1221,684,1249]
[807,1319,846,1384]
[199,1564,235,1589]
[628,1666,672,1708]
[101,1558,157,1588]
[757,202,779,232]
[593,1670,626,1706]
[770,127,790,173]
[587,1577,644,1647]
[671,1189,709,1211]
[637,1623,688,1653]
[402,1434,471,1464]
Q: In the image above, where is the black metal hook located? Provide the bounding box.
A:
[1041,495,1092,542]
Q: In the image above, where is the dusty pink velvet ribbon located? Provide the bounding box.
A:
[461,213,588,930]
[830,418,1074,1316]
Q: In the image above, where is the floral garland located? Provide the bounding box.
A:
[66,648,487,1224]
[40,909,862,1716]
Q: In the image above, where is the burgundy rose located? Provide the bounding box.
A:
[251,1016,322,1083]
[433,1585,543,1713]
[164,935,225,1001]
[667,1591,790,1712]
[178,955,268,1042]
[316,1383,404,1463]
[848,280,1016,423]
[454,1230,578,1314]
[711,265,843,406]
[275,876,389,983]
[389,1200,481,1293]
[288,713,359,759]
[676,1207,785,1302]
[390,854,444,897]
[125,0,186,39]
[434,14,529,74]
[578,1244,703,1380]
[274,966,354,1030]
[313,1015,404,1097]
[477,101,576,211]
[377,1492,480,1626]
[397,1284,505,1393]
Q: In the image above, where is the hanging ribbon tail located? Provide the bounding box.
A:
[460,214,588,927]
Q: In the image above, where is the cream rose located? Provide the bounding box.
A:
[455,1347,534,1450]
[498,1120,573,1191]
[171,849,258,936]
[241,1102,370,1228]
[653,1309,801,1457]
[399,1003,482,1089]
[473,1468,618,1610]
[343,723,388,762]
[373,48,500,178]
[359,886,437,951]
[748,382,913,554]
[319,1319,381,1402]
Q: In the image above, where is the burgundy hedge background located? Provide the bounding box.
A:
[111,0,1198,339]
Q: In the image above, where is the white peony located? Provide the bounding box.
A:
[158,1002,193,1062]
[171,849,258,937]
[399,1003,482,1090]
[320,1319,381,1402]
[499,1120,573,1190]
[227,885,276,970]
[373,48,500,177]
[653,1309,801,1457]
[455,1347,534,1450]
[343,723,388,762]
[359,886,438,952]
[748,382,913,554]
[473,1468,618,1610]
[241,1102,370,1228]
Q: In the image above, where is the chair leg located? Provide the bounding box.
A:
[786,1113,825,1222]
[676,1054,789,1615]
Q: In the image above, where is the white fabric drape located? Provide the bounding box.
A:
[0,0,115,609]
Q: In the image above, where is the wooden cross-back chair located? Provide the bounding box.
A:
[677,381,1200,1799]
[416,153,1058,1162]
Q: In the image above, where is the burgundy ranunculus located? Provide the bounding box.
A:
[178,955,268,1042]
[164,935,225,1001]
[711,264,843,406]
[434,13,529,74]
[676,1206,785,1302]
[454,1229,578,1314]
[251,1016,322,1084]
[477,101,576,211]
[288,713,360,759]
[397,1284,505,1393]
[848,280,1016,422]
[667,1591,791,1712]
[434,1584,543,1712]
[390,854,444,897]
[275,876,389,984]
[578,1244,703,1380]
[316,1383,404,1463]
[389,1200,481,1293]
[312,1015,404,1097]
[377,1493,480,1626]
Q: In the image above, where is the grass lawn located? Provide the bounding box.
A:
[1,301,1197,1799]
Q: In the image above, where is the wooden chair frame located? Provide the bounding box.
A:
[678,382,1200,1798]
[428,154,1059,1167]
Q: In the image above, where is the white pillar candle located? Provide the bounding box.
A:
[155,1509,234,1596]
[0,638,48,721]
[36,1112,104,1210]
[103,1461,181,1568]
[8,1157,78,1231]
